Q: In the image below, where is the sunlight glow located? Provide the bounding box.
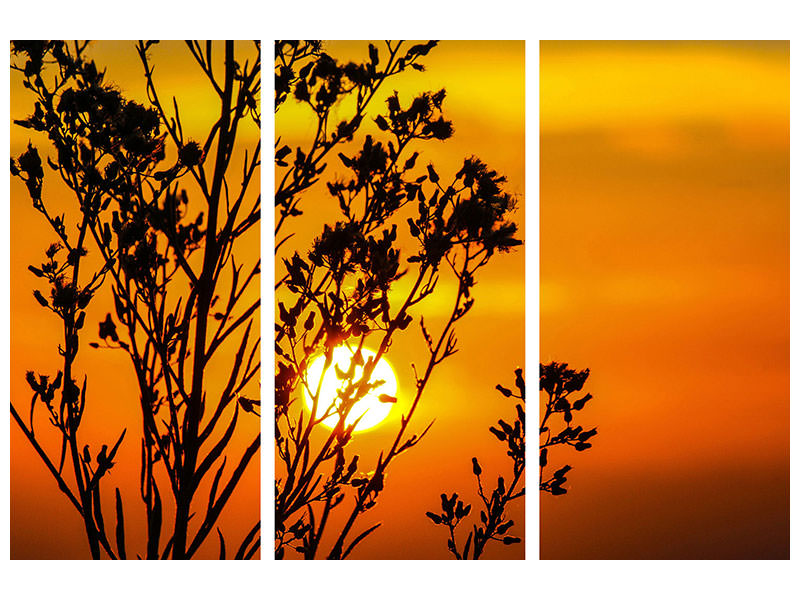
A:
[304,346,397,432]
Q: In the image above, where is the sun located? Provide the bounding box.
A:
[304,345,398,432]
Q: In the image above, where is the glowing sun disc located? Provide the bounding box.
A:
[304,346,397,431]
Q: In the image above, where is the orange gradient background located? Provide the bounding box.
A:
[540,41,789,559]
[10,41,260,559]
[275,40,525,559]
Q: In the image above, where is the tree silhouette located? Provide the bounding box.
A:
[539,362,597,495]
[425,369,525,559]
[11,40,260,559]
[274,40,522,559]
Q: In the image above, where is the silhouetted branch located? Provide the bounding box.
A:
[426,369,525,559]
[274,41,522,560]
[539,362,597,495]
[11,39,260,560]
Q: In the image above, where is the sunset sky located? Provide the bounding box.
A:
[275,40,525,559]
[540,41,789,559]
[10,41,261,559]
[14,38,787,563]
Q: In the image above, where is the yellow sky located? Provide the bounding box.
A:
[541,41,788,131]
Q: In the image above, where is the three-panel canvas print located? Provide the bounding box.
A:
[7,39,789,563]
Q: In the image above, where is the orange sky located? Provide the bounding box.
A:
[540,41,789,559]
[275,40,526,559]
[10,41,260,559]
